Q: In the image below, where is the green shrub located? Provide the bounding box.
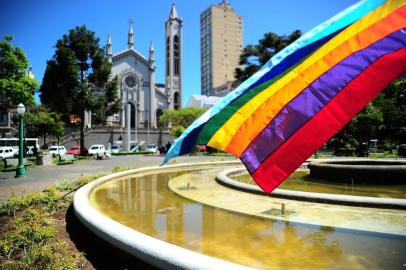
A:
[0,189,60,216]
[53,180,76,191]
[0,174,102,269]
[398,144,406,157]
[112,151,154,155]
[0,208,79,269]
[75,173,107,188]
[0,208,55,256]
[23,242,78,270]
[334,147,356,156]
[112,165,128,173]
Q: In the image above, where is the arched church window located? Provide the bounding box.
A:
[156,109,164,128]
[127,102,136,128]
[174,92,180,110]
[166,37,170,76]
[173,35,180,76]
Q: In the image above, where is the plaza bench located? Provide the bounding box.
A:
[2,158,27,171]
[60,154,75,163]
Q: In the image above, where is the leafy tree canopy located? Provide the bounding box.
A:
[25,106,65,148]
[327,76,406,155]
[40,26,120,116]
[159,107,206,137]
[235,30,301,82]
[39,25,121,150]
[159,107,206,128]
[0,35,38,109]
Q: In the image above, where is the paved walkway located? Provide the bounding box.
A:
[0,155,236,200]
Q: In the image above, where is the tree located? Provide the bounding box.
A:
[92,76,121,125]
[0,35,38,110]
[159,107,206,137]
[39,26,121,152]
[170,125,185,138]
[327,76,406,155]
[235,30,301,82]
[25,106,65,148]
[372,76,406,145]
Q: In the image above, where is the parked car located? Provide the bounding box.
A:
[146,144,158,154]
[88,144,106,156]
[0,147,16,160]
[129,145,141,152]
[67,145,88,155]
[48,146,67,157]
[110,145,122,153]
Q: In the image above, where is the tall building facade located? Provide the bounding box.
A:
[200,0,243,96]
[165,4,183,110]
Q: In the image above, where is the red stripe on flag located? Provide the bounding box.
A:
[251,47,406,193]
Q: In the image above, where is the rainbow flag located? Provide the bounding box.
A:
[164,0,406,192]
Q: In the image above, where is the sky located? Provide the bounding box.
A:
[1,0,356,107]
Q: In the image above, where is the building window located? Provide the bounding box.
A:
[156,109,164,127]
[174,92,180,110]
[173,35,180,76]
[166,37,170,76]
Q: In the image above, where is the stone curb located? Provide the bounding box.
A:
[74,161,253,270]
[216,167,406,210]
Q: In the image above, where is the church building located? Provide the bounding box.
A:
[86,4,182,130]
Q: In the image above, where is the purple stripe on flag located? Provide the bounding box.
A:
[241,29,406,173]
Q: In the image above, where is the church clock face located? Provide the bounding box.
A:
[125,75,138,89]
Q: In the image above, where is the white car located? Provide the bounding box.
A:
[110,145,122,153]
[146,144,158,154]
[48,146,67,156]
[0,147,16,160]
[88,144,106,156]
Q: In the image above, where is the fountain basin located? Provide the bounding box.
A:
[308,158,406,184]
[74,160,406,269]
[216,167,406,209]
[74,161,252,270]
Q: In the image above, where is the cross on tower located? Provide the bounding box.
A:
[129,19,134,27]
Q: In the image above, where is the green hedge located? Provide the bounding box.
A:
[398,144,406,157]
[334,147,356,156]
[111,151,154,156]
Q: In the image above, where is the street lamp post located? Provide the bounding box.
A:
[15,103,26,178]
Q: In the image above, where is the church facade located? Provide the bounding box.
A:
[85,4,182,130]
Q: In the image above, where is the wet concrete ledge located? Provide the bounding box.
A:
[74,161,253,270]
[216,167,406,210]
[308,158,406,184]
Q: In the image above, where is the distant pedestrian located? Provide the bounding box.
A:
[24,142,28,158]
[165,141,172,153]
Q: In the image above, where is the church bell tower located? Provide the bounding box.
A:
[165,4,182,110]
